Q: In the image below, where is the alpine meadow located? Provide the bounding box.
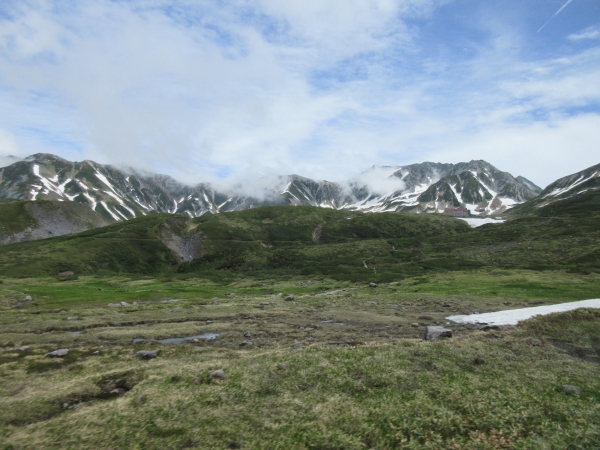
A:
[1,1,600,449]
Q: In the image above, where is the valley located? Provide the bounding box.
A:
[0,159,599,448]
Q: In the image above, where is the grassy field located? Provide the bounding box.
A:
[1,193,599,448]
[1,272,600,449]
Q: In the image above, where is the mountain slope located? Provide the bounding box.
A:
[1,193,598,282]
[0,154,542,221]
[0,200,110,244]
[0,207,470,279]
[507,162,600,216]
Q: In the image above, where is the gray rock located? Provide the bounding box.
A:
[530,338,542,346]
[260,302,270,305]
[562,385,582,395]
[17,345,30,351]
[239,340,253,346]
[243,331,251,337]
[423,326,452,341]
[132,338,146,344]
[410,323,420,328]
[47,348,70,358]
[369,282,377,288]
[209,369,226,379]
[120,301,131,307]
[136,350,159,359]
[25,295,33,301]
[284,295,295,301]
[108,303,121,307]
[67,316,78,321]
[294,344,304,349]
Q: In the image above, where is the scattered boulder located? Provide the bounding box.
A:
[132,339,146,344]
[294,344,304,349]
[239,340,253,346]
[108,303,121,307]
[135,394,146,404]
[136,350,159,360]
[110,388,126,397]
[243,331,251,337]
[423,326,452,341]
[562,385,582,395]
[67,316,78,321]
[260,302,271,306]
[47,348,70,358]
[17,346,30,351]
[59,271,74,276]
[530,339,542,346]
[410,323,420,328]
[284,295,295,301]
[369,282,377,288]
[25,295,33,301]
[120,301,131,307]
[209,369,226,379]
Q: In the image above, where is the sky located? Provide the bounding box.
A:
[0,0,599,189]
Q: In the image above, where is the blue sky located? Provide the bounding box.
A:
[0,0,599,188]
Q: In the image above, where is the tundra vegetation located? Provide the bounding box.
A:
[0,191,599,449]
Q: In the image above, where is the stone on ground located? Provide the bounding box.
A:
[423,326,452,341]
[47,348,70,357]
[136,350,159,359]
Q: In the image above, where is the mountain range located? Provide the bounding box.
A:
[0,154,544,223]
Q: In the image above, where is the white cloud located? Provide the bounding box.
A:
[568,26,600,42]
[0,0,598,191]
[0,128,20,156]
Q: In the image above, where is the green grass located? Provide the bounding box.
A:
[1,289,599,449]
[0,194,599,448]
[0,202,37,235]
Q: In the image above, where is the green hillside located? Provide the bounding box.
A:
[1,193,600,280]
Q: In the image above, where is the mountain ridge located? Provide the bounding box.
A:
[0,153,543,222]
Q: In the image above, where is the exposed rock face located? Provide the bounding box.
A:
[158,219,203,262]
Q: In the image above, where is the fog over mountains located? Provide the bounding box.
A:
[0,154,546,222]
